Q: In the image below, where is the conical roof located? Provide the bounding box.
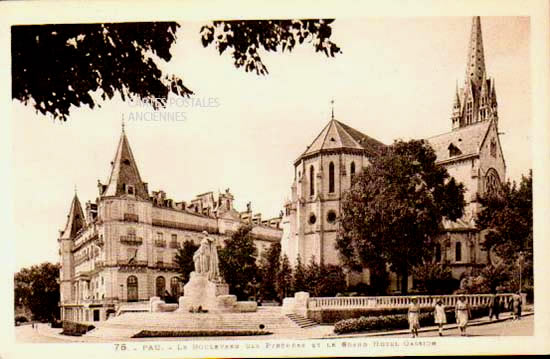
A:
[60,194,85,240]
[296,119,385,164]
[102,128,148,199]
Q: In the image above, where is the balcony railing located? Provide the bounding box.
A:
[154,239,166,248]
[120,235,143,245]
[169,241,180,249]
[155,262,178,270]
[117,259,148,266]
[123,213,139,222]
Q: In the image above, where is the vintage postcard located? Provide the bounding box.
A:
[1,0,549,357]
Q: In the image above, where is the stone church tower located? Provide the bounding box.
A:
[281,112,385,268]
[426,16,506,281]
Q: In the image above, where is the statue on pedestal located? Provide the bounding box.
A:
[192,231,221,282]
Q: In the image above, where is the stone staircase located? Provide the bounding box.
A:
[285,313,319,328]
[94,307,301,333]
[115,301,150,316]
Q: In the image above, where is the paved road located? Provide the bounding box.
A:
[15,323,69,343]
[386,315,533,337]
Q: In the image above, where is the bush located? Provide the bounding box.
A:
[333,305,489,334]
[60,321,95,336]
[51,319,63,328]
[15,315,28,324]
[309,306,436,324]
[132,330,272,338]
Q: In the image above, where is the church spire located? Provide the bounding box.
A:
[464,16,486,91]
[60,193,85,240]
[102,127,148,199]
[452,16,497,130]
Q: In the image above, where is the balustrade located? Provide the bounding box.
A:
[308,293,515,309]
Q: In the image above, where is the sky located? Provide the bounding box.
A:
[11,17,531,271]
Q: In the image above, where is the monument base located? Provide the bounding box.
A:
[176,272,257,313]
[177,272,230,313]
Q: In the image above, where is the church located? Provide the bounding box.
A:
[280,16,506,291]
[58,127,282,322]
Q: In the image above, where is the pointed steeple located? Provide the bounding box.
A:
[464,16,486,91]
[102,127,148,199]
[60,193,85,240]
[452,16,498,130]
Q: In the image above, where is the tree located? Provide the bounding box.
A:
[292,256,308,294]
[174,240,200,284]
[412,261,457,294]
[337,139,465,294]
[477,170,533,291]
[14,262,60,322]
[275,254,293,301]
[258,242,281,301]
[218,225,258,300]
[12,20,340,121]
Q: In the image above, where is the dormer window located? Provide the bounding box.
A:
[448,143,462,157]
[127,185,135,195]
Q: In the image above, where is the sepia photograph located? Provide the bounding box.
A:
[1,0,549,357]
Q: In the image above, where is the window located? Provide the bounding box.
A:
[490,139,497,158]
[127,185,135,195]
[127,276,138,302]
[171,234,177,241]
[350,162,356,178]
[127,203,135,214]
[329,162,335,193]
[309,165,315,196]
[171,277,181,297]
[309,214,317,225]
[327,211,337,223]
[127,227,136,240]
[157,232,163,240]
[156,276,166,297]
[455,242,462,262]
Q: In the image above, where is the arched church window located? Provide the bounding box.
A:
[309,166,315,196]
[329,162,335,193]
[484,168,501,198]
[490,139,497,158]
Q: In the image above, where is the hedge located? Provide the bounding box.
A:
[309,306,436,324]
[132,330,272,338]
[333,306,489,334]
[60,321,95,336]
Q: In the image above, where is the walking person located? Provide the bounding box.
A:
[455,295,470,336]
[488,294,500,320]
[408,297,420,338]
[433,298,447,336]
[512,293,522,320]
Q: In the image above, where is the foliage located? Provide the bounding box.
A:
[333,306,490,334]
[61,321,95,336]
[174,240,200,284]
[412,261,458,294]
[477,170,533,290]
[14,262,60,322]
[218,225,258,300]
[276,254,293,301]
[297,257,346,297]
[309,306,435,324]
[201,20,340,75]
[257,242,281,301]
[337,139,465,294]
[12,20,340,120]
[132,329,272,338]
[292,256,308,293]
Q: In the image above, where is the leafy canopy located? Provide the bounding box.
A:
[12,20,340,120]
[14,262,60,322]
[337,139,465,294]
[174,240,200,284]
[218,225,258,300]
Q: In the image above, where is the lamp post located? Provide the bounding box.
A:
[517,252,524,294]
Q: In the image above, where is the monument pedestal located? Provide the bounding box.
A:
[177,272,232,312]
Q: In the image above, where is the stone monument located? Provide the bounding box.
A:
[177,231,257,313]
